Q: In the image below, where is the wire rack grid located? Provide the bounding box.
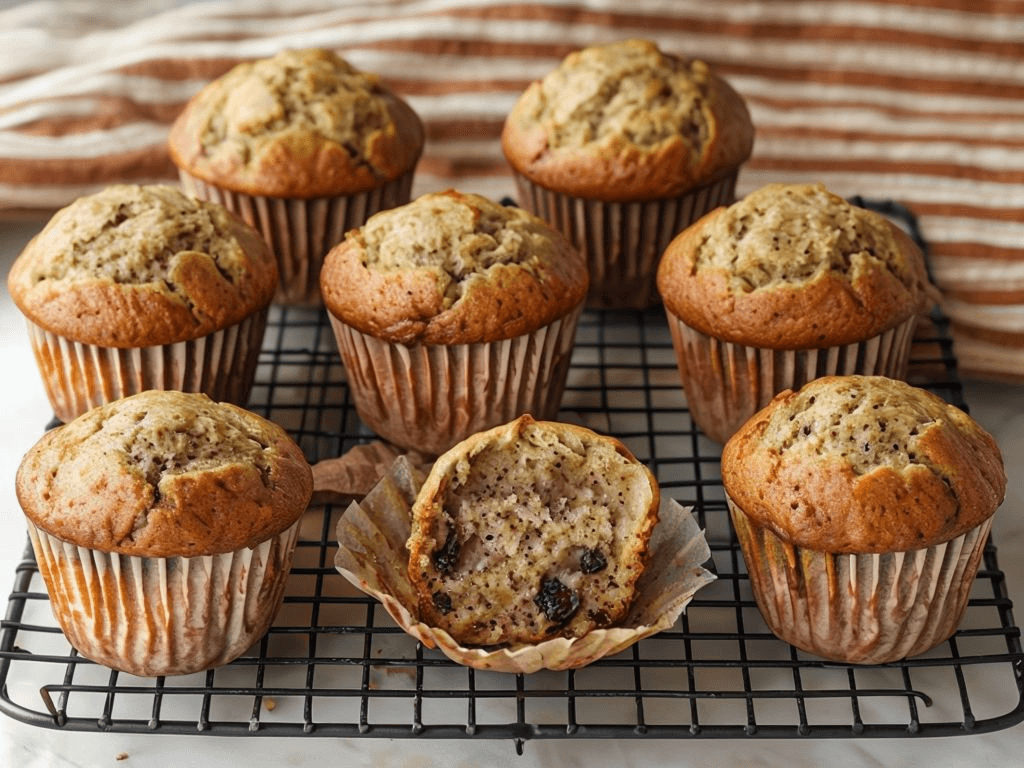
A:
[1,203,1023,756]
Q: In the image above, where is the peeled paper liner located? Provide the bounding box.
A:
[334,455,716,674]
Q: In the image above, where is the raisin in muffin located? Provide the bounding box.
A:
[168,47,424,304]
[406,414,660,646]
[657,182,937,443]
[320,189,588,456]
[15,389,313,677]
[722,375,1006,664]
[502,38,753,309]
[7,184,277,423]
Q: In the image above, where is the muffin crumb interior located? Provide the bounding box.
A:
[418,420,654,643]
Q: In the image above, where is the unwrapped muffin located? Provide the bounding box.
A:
[168,47,424,305]
[406,414,660,646]
[15,389,313,677]
[7,184,277,423]
[657,182,937,444]
[320,189,588,456]
[501,38,753,309]
[721,375,1006,664]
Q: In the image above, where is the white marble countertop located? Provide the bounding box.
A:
[1,217,1022,767]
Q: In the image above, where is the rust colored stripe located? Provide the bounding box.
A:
[417,155,512,179]
[8,98,189,137]
[858,0,1024,14]
[746,155,1024,184]
[911,201,1024,223]
[748,95,1024,123]
[115,57,246,81]
[951,320,1024,346]
[0,148,176,187]
[944,287,1024,305]
[439,4,1024,58]
[426,118,506,142]
[756,124,1024,149]
[719,62,1024,101]
[929,240,1024,262]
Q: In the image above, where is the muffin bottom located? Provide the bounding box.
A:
[179,170,415,306]
[327,306,583,456]
[511,171,738,310]
[27,518,302,677]
[25,309,268,424]
[728,499,992,665]
[664,311,919,444]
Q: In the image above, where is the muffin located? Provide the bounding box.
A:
[168,47,424,305]
[15,389,313,677]
[501,38,754,309]
[320,189,589,456]
[721,375,1006,664]
[7,184,277,424]
[406,414,660,646]
[657,182,937,444]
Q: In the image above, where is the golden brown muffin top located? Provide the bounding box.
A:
[320,189,588,344]
[7,184,277,347]
[657,183,938,348]
[501,38,753,201]
[16,390,313,557]
[167,48,424,198]
[721,375,1006,553]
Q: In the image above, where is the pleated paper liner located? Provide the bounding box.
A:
[24,309,268,424]
[511,170,738,310]
[26,518,302,677]
[664,311,919,444]
[178,170,415,306]
[334,456,716,674]
[728,499,993,665]
[327,305,583,457]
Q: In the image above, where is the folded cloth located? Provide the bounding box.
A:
[2,0,1022,380]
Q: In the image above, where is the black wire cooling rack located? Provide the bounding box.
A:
[1,203,1023,755]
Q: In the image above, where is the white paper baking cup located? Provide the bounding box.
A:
[728,498,993,665]
[24,308,268,424]
[179,170,415,306]
[334,457,716,674]
[511,171,738,310]
[327,304,583,456]
[26,518,302,677]
[664,311,919,444]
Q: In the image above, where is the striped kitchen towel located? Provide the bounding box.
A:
[2,0,1022,381]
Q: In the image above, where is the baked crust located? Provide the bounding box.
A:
[7,184,277,347]
[320,189,588,344]
[406,414,660,646]
[657,183,937,348]
[501,39,753,202]
[721,375,1006,553]
[167,48,424,198]
[16,390,313,557]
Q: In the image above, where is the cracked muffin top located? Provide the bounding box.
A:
[657,183,938,348]
[167,48,424,198]
[319,189,588,344]
[7,184,278,347]
[721,375,1006,553]
[15,390,313,557]
[501,38,754,201]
